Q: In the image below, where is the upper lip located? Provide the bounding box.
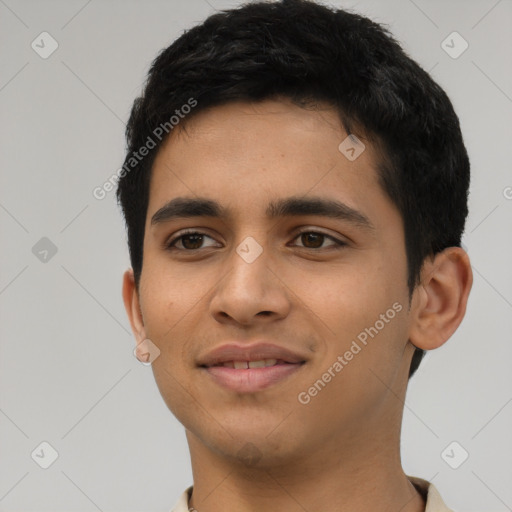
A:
[197,342,308,367]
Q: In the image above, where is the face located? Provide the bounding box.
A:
[126,99,417,467]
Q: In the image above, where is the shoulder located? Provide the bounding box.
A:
[409,476,455,512]
[169,485,193,512]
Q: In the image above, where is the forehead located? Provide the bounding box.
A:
[147,99,394,228]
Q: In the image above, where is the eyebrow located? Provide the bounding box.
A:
[150,196,375,232]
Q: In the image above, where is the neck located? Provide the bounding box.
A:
[185,424,425,512]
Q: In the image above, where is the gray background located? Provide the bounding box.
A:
[1,0,511,510]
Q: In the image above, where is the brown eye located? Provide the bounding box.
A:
[166,232,219,251]
[179,234,205,250]
[292,231,345,250]
[301,232,324,248]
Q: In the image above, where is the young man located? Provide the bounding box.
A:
[117,1,473,510]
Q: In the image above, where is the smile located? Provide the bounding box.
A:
[202,360,305,392]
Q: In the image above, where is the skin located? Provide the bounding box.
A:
[123,99,473,512]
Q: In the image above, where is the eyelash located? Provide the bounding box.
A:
[165,229,347,252]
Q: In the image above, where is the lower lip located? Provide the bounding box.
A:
[202,363,305,392]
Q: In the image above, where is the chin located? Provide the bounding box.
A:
[205,424,309,468]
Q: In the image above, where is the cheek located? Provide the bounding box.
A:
[140,252,204,323]
[138,268,188,361]
[301,259,408,372]
[298,261,392,329]
[297,305,409,435]
[139,272,198,417]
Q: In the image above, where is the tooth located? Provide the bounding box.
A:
[248,360,266,368]
[264,358,277,367]
[234,361,248,369]
[222,361,235,368]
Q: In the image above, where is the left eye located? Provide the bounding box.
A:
[290,231,345,249]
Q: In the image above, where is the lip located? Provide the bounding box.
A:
[197,342,308,393]
[197,342,308,367]
[203,363,305,392]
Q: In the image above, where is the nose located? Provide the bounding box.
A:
[209,238,291,327]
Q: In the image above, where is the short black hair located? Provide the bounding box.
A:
[116,0,470,379]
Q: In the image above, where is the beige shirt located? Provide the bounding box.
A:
[170,477,453,511]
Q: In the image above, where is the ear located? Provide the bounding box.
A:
[122,268,146,342]
[409,246,473,351]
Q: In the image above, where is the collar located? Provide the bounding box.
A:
[170,477,453,511]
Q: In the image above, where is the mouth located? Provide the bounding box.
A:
[197,341,309,392]
[203,358,302,369]
[200,359,306,392]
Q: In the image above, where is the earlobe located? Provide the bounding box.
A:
[122,268,145,340]
[409,247,473,351]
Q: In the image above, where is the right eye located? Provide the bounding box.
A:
[166,230,220,251]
